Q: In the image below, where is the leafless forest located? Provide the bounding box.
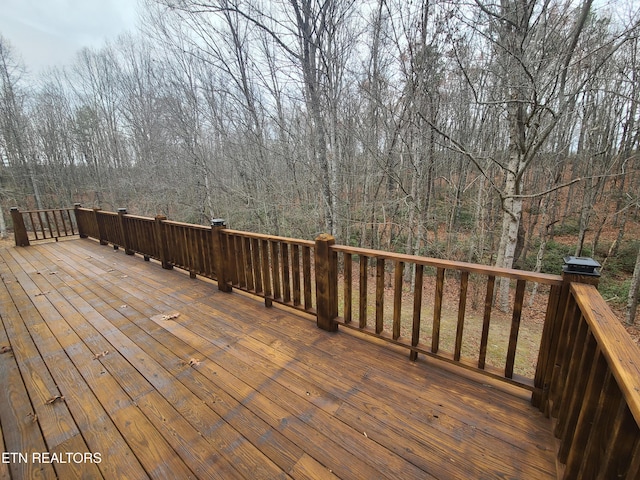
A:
[1,0,640,324]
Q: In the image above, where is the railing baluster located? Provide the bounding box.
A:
[598,400,637,479]
[29,212,39,240]
[244,236,254,291]
[227,234,238,286]
[292,244,301,306]
[551,299,582,417]
[555,321,592,457]
[42,211,52,239]
[359,255,368,329]
[478,275,495,369]
[626,438,640,479]
[282,242,291,303]
[261,239,272,305]
[52,210,62,238]
[271,241,282,300]
[454,271,469,362]
[393,261,403,340]
[237,235,246,288]
[564,348,608,477]
[375,258,384,334]
[576,373,622,479]
[303,246,312,311]
[410,264,423,361]
[505,279,526,378]
[432,267,445,353]
[252,238,263,295]
[344,253,352,323]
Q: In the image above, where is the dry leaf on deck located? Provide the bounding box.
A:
[93,351,109,360]
[0,345,12,354]
[120,305,128,309]
[26,412,38,424]
[45,395,65,405]
[161,313,180,321]
[34,291,50,297]
[188,358,201,367]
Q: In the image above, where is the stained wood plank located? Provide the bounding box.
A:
[0,285,56,480]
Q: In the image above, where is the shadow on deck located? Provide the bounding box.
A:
[0,239,556,479]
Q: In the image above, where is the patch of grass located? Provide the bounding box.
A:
[599,277,631,306]
[606,241,640,275]
[552,218,580,236]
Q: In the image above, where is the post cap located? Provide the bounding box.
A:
[563,256,601,276]
[10,207,18,211]
[117,208,127,214]
[211,218,226,227]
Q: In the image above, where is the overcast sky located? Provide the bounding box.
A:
[0,0,140,74]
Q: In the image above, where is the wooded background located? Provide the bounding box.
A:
[1,0,640,323]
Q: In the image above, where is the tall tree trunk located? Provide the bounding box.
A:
[626,245,640,325]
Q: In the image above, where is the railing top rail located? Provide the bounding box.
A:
[223,228,316,247]
[17,207,74,214]
[162,220,211,231]
[122,213,156,222]
[571,282,640,425]
[332,244,563,285]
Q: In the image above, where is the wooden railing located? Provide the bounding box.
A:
[540,281,640,479]
[220,229,316,315]
[10,205,640,477]
[328,244,564,391]
[10,207,77,245]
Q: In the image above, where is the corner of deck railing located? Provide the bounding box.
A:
[211,218,232,293]
[10,207,30,247]
[74,203,89,238]
[532,256,601,412]
[315,234,338,332]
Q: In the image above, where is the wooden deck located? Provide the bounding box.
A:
[0,238,557,479]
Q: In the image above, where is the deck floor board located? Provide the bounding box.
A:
[0,239,557,479]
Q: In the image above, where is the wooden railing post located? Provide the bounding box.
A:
[10,207,30,247]
[315,234,338,332]
[533,256,601,412]
[117,208,134,255]
[74,203,87,238]
[211,219,232,292]
[154,215,173,270]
